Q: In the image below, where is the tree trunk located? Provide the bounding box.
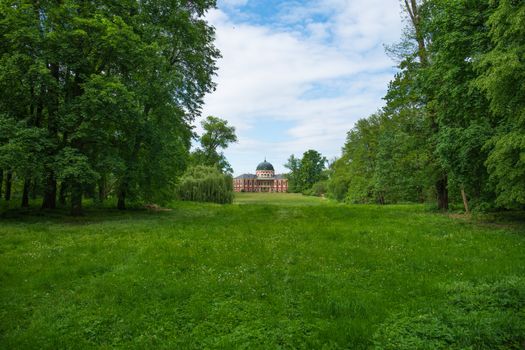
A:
[70,183,83,216]
[404,0,428,67]
[30,179,37,199]
[117,187,126,210]
[4,171,12,201]
[98,175,106,203]
[116,137,141,211]
[405,0,450,211]
[0,169,3,199]
[436,175,449,211]
[42,62,60,210]
[41,170,57,209]
[59,181,68,206]
[22,178,30,208]
[461,186,470,214]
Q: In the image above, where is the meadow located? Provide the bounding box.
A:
[1,194,524,349]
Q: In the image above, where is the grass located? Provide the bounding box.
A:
[1,193,524,348]
[234,192,330,205]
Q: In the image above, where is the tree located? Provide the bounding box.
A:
[192,116,237,174]
[328,0,522,211]
[285,150,327,193]
[402,0,452,210]
[475,0,525,208]
[177,165,233,204]
[284,154,302,192]
[300,150,327,191]
[0,1,220,215]
[421,0,496,211]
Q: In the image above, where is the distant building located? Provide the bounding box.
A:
[233,160,288,192]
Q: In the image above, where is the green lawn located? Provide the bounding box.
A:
[234,192,330,205]
[1,194,524,349]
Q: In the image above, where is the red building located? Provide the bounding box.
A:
[233,160,288,193]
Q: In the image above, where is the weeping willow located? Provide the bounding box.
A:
[177,166,233,204]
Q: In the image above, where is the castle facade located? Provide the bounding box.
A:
[233,160,288,193]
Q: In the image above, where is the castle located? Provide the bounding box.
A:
[233,160,288,193]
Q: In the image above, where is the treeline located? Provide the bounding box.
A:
[285,150,328,195]
[327,0,525,211]
[0,1,221,215]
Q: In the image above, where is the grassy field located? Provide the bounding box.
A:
[1,193,524,349]
[234,192,330,205]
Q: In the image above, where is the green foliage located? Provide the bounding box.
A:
[285,150,327,193]
[326,156,351,201]
[284,154,301,192]
[475,0,525,208]
[330,111,433,204]
[484,132,525,207]
[54,147,99,185]
[304,180,328,197]
[329,0,524,211]
[191,116,237,174]
[176,165,233,204]
[374,278,525,349]
[0,0,220,214]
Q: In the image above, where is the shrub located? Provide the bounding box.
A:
[176,165,233,204]
[303,181,328,197]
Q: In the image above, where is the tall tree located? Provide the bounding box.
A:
[284,154,302,193]
[192,116,237,174]
[476,0,525,208]
[423,0,495,211]
[402,0,449,209]
[0,0,220,215]
[299,150,327,190]
[285,150,327,193]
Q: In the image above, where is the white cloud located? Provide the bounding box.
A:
[202,1,403,175]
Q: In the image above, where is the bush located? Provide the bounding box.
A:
[303,181,328,197]
[176,165,233,204]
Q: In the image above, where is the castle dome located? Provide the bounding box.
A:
[256,159,274,171]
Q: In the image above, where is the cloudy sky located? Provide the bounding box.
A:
[201,0,404,175]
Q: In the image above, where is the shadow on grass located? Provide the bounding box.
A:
[0,201,174,225]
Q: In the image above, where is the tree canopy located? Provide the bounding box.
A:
[191,116,237,174]
[327,0,525,211]
[0,0,220,214]
[285,150,327,193]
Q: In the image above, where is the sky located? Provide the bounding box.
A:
[200,0,404,175]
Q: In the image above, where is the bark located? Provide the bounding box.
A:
[117,136,142,211]
[30,179,38,199]
[42,62,60,210]
[461,186,470,214]
[70,182,83,216]
[98,175,107,203]
[117,186,126,210]
[59,181,68,206]
[436,175,449,211]
[404,0,449,211]
[22,178,30,208]
[404,0,428,67]
[41,171,57,209]
[4,171,12,201]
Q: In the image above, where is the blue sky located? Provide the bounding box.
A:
[201,0,404,175]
